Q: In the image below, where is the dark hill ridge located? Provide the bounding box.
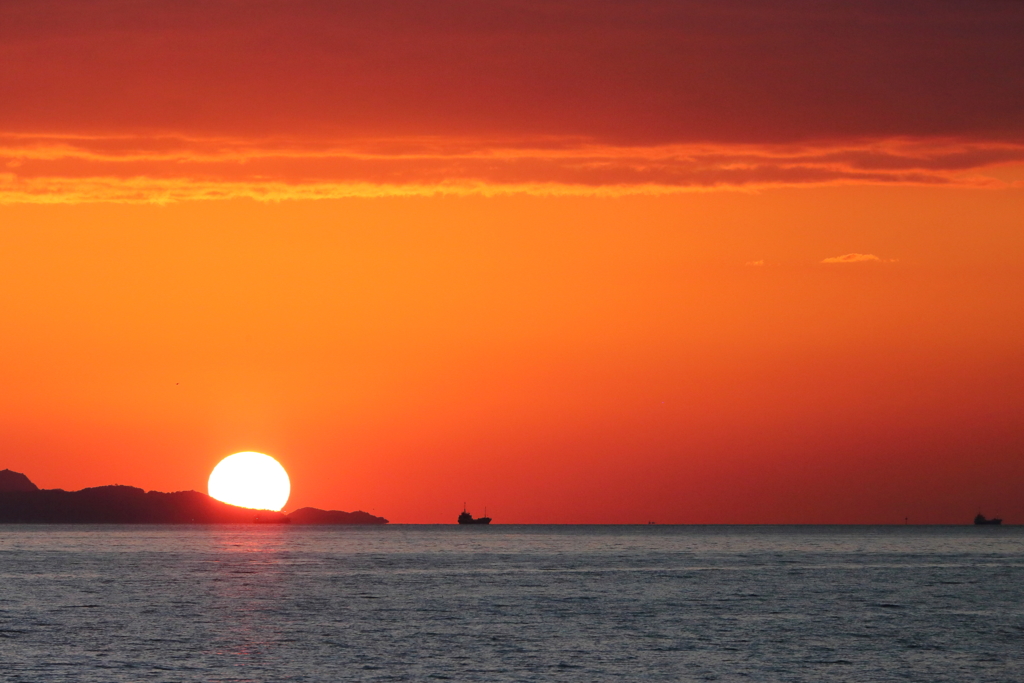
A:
[0,469,39,492]
[288,507,387,525]
[0,471,387,524]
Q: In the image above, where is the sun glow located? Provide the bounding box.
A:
[208,452,291,511]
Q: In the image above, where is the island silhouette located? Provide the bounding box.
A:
[0,469,387,524]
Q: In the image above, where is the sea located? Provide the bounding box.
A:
[0,525,1021,682]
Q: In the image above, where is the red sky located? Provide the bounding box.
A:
[1,1,1022,522]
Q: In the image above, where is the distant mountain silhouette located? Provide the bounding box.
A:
[0,469,39,492]
[0,471,388,524]
[288,507,387,525]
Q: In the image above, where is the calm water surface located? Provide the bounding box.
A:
[1,525,1022,682]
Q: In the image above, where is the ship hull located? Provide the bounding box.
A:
[457,510,492,524]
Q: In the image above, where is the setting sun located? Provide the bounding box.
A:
[208,452,291,511]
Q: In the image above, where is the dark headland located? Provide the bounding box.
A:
[0,469,387,524]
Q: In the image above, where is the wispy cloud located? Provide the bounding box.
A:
[1,134,1022,204]
[821,253,884,264]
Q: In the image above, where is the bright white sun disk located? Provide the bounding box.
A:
[208,452,291,511]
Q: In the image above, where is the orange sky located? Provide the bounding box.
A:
[1,1,1022,522]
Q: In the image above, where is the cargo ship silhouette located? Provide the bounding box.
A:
[974,514,1002,525]
[458,504,491,525]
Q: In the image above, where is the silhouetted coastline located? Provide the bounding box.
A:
[0,470,387,524]
[288,507,388,525]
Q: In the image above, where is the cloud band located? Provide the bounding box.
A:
[2,134,1022,204]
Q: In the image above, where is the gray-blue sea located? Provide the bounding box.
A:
[1,525,1022,682]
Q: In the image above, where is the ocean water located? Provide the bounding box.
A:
[0,525,1022,682]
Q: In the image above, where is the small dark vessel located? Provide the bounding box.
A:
[458,504,491,525]
[974,514,1003,525]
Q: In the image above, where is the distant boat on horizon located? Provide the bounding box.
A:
[458,504,491,525]
[974,513,1003,525]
